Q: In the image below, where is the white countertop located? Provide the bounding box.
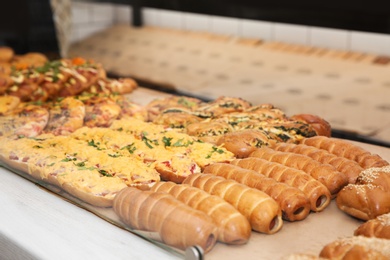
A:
[0,167,182,260]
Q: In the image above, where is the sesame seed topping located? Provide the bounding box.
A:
[357,165,390,184]
[338,236,390,256]
[377,213,390,226]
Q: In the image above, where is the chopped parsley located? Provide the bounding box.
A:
[141,132,158,148]
[98,169,113,177]
[162,136,173,147]
[87,139,105,150]
[206,146,225,159]
[121,143,136,154]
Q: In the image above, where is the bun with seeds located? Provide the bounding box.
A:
[354,212,390,239]
[336,166,390,220]
[319,236,390,259]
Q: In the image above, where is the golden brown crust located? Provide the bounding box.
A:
[336,166,390,220]
[271,142,364,184]
[195,96,252,117]
[186,120,233,144]
[153,110,202,129]
[301,136,389,169]
[354,213,390,239]
[290,114,332,137]
[217,129,275,158]
[183,173,283,234]
[203,163,311,222]
[336,185,390,220]
[12,52,48,68]
[250,147,349,196]
[145,95,204,122]
[0,47,14,62]
[151,181,251,245]
[113,187,218,252]
[319,236,390,259]
[232,157,331,212]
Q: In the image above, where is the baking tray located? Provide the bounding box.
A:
[1,139,389,259]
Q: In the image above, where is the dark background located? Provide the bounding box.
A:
[131,0,390,34]
[2,0,390,54]
[0,0,59,54]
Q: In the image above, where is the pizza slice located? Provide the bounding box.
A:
[109,118,234,168]
[81,94,122,128]
[44,96,85,135]
[0,133,160,207]
[0,136,127,207]
[71,125,202,183]
[0,103,49,138]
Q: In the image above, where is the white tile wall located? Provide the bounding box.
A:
[309,27,349,51]
[183,12,211,32]
[70,1,122,44]
[239,19,273,41]
[158,9,184,29]
[142,8,161,27]
[114,4,132,24]
[89,2,115,24]
[350,31,390,56]
[273,23,309,45]
[70,2,390,56]
[210,15,240,36]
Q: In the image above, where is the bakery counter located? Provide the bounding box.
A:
[1,87,390,259]
[2,139,390,259]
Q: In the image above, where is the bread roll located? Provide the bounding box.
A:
[183,173,283,234]
[0,46,14,62]
[271,142,364,184]
[354,212,390,239]
[217,129,275,158]
[336,166,390,220]
[186,120,234,144]
[203,163,311,222]
[290,114,331,137]
[231,157,331,212]
[113,187,218,252]
[250,147,348,196]
[150,181,251,245]
[319,236,390,259]
[300,136,389,169]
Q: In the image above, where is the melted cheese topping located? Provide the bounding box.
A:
[0,117,233,204]
[109,118,234,168]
